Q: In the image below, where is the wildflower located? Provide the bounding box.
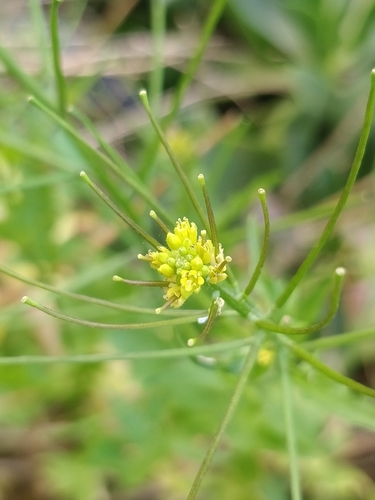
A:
[257,348,275,367]
[139,217,231,312]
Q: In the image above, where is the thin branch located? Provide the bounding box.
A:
[21,296,204,330]
[0,263,202,317]
[80,171,161,249]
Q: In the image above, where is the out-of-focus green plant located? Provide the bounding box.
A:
[1,1,375,499]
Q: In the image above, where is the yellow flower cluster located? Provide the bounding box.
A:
[139,218,230,311]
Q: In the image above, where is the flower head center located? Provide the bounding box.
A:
[139,217,231,309]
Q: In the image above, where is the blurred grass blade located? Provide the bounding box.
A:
[50,0,67,115]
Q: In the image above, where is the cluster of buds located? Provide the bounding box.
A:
[139,217,231,312]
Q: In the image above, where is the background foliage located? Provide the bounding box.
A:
[1,1,375,499]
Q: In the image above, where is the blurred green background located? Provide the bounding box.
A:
[1,0,375,499]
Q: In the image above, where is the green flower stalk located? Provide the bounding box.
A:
[139,216,231,312]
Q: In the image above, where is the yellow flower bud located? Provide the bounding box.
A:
[158,264,175,278]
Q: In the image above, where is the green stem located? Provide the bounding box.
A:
[0,337,254,365]
[80,171,161,249]
[21,296,204,330]
[210,282,259,319]
[257,268,345,335]
[29,0,51,79]
[149,210,171,234]
[280,336,375,399]
[68,108,140,221]
[28,96,174,226]
[242,188,270,298]
[50,0,67,115]
[69,108,134,178]
[187,331,263,500]
[275,70,375,308]
[279,343,302,500]
[198,174,219,252]
[0,263,202,317]
[139,90,208,232]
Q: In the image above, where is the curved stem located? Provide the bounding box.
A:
[242,188,270,298]
[187,330,263,500]
[50,0,66,115]
[21,296,205,330]
[280,336,375,399]
[275,70,375,308]
[256,268,345,335]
